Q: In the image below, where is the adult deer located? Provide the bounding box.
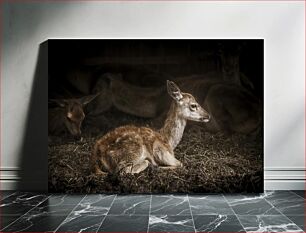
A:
[92,80,210,174]
[110,74,168,118]
[48,94,99,138]
[203,83,262,134]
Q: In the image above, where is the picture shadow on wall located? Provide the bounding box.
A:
[17,41,48,191]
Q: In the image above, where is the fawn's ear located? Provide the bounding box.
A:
[79,93,100,106]
[49,99,66,108]
[167,80,183,102]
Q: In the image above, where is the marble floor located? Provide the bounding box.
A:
[0,190,304,232]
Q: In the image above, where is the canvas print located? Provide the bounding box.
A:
[48,39,263,193]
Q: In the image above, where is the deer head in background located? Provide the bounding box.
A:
[48,94,99,138]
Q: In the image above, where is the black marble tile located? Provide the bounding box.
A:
[98,215,148,232]
[292,191,305,199]
[238,215,303,232]
[265,191,304,215]
[189,195,234,215]
[193,215,245,232]
[73,194,116,215]
[56,213,105,232]
[149,215,195,232]
[54,195,116,232]
[0,191,15,201]
[30,203,78,216]
[286,215,305,230]
[0,192,49,215]
[0,215,22,231]
[108,195,150,215]
[2,214,66,232]
[0,191,304,233]
[27,194,84,216]
[224,194,281,215]
[0,194,80,232]
[47,194,85,205]
[151,195,191,216]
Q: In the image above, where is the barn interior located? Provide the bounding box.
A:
[48,39,263,193]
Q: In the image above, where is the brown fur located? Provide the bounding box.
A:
[48,94,99,137]
[48,101,84,137]
[110,77,168,118]
[92,125,177,174]
[92,81,210,174]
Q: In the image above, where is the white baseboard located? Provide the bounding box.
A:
[0,168,21,190]
[265,180,305,190]
[0,167,305,191]
[264,167,305,190]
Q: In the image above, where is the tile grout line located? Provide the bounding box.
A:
[147,194,152,233]
[96,194,117,233]
[222,194,248,233]
[187,194,197,233]
[1,193,52,231]
[53,194,87,233]
[0,191,17,202]
[263,195,304,232]
[289,190,305,200]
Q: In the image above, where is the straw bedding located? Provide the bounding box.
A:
[48,108,263,194]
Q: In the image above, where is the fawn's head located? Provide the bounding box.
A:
[51,94,98,137]
[167,80,210,123]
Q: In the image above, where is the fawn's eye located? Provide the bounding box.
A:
[190,104,197,111]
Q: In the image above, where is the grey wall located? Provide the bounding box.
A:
[1,1,304,190]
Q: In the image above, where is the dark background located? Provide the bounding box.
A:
[48,39,263,99]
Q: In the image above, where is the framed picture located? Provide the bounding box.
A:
[48,39,263,193]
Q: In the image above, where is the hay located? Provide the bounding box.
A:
[48,109,263,194]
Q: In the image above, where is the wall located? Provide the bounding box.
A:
[1,1,304,190]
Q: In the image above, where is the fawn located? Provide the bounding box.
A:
[48,94,99,138]
[92,80,210,174]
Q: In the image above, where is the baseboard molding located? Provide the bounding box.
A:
[264,168,305,180]
[0,168,20,190]
[264,167,305,190]
[0,167,305,191]
[264,180,305,190]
